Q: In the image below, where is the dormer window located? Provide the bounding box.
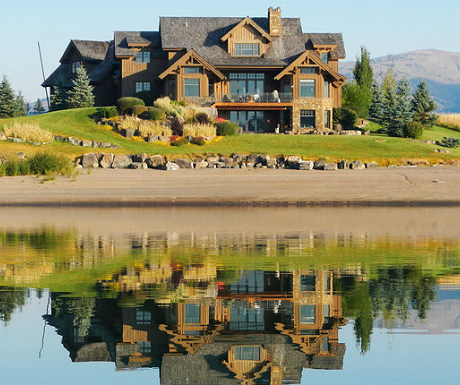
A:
[135,51,150,64]
[321,52,329,64]
[183,66,200,74]
[234,43,260,57]
[71,61,81,73]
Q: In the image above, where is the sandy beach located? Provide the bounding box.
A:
[0,166,459,207]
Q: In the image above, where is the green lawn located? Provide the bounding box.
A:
[1,108,459,165]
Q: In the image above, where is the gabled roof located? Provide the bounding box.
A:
[114,31,162,57]
[158,49,225,80]
[274,50,347,83]
[60,40,110,63]
[304,33,346,59]
[160,16,306,67]
[220,16,272,42]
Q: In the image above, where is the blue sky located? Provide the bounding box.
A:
[1,0,459,102]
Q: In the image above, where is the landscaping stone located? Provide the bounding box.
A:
[286,155,302,169]
[298,160,313,170]
[313,159,327,170]
[53,135,64,142]
[147,135,159,143]
[92,141,101,148]
[174,158,193,169]
[220,156,233,168]
[82,153,99,168]
[206,156,219,163]
[158,136,170,143]
[110,144,119,149]
[366,162,378,169]
[81,140,92,147]
[146,155,164,169]
[69,137,82,146]
[216,161,226,168]
[129,162,146,169]
[100,142,112,148]
[232,154,245,163]
[195,160,208,169]
[338,160,350,169]
[132,153,147,163]
[246,162,254,168]
[99,153,114,168]
[256,154,270,166]
[17,152,26,159]
[165,161,180,171]
[122,128,135,138]
[324,162,338,171]
[112,154,132,169]
[246,154,258,164]
[435,148,450,154]
[232,164,240,169]
[350,160,365,170]
[266,158,277,168]
[11,138,23,143]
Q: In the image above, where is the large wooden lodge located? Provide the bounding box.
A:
[42,7,346,132]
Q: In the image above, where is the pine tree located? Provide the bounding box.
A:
[0,75,16,118]
[387,78,413,137]
[67,66,94,108]
[350,46,373,118]
[14,91,27,117]
[50,77,68,111]
[411,80,438,127]
[34,98,45,113]
[369,82,385,124]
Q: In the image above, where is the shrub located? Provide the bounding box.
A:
[403,121,424,139]
[97,106,118,119]
[154,97,186,120]
[215,120,239,136]
[137,121,172,137]
[196,112,211,125]
[4,160,20,176]
[170,117,184,136]
[191,136,206,146]
[132,105,148,117]
[140,107,166,121]
[438,136,460,148]
[27,152,72,175]
[333,107,358,128]
[3,122,53,143]
[116,97,145,114]
[183,123,216,137]
[170,136,189,147]
[136,90,157,106]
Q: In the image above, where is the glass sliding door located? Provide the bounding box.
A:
[229,111,265,133]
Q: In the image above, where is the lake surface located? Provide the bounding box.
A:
[0,207,459,385]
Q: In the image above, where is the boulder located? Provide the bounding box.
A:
[68,137,82,146]
[132,153,147,163]
[158,136,170,143]
[350,160,365,170]
[206,156,219,164]
[246,154,258,164]
[195,160,208,169]
[112,154,132,169]
[81,140,92,147]
[256,154,270,166]
[232,154,245,163]
[216,161,226,168]
[266,158,277,168]
[99,142,112,148]
[338,160,350,169]
[366,162,378,169]
[11,138,23,143]
[313,159,327,170]
[286,155,302,169]
[122,128,135,138]
[0,132,6,141]
[147,135,159,143]
[146,155,164,169]
[129,162,147,169]
[174,158,193,169]
[220,156,233,168]
[324,162,338,171]
[17,152,27,160]
[99,153,114,168]
[165,161,180,171]
[82,153,99,168]
[298,160,313,170]
[246,162,254,169]
[92,141,101,148]
[53,135,64,142]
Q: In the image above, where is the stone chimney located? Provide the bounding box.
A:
[268,7,282,36]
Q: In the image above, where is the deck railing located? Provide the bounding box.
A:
[184,92,293,106]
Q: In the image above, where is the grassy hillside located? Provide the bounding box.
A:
[1,108,460,165]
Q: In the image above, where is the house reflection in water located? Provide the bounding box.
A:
[45,267,346,384]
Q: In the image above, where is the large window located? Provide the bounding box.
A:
[71,61,81,73]
[321,52,329,64]
[184,78,200,97]
[183,66,200,74]
[324,80,330,98]
[136,310,152,325]
[300,79,315,97]
[300,305,316,324]
[300,110,316,128]
[136,341,152,354]
[229,110,265,133]
[135,82,150,93]
[325,110,331,129]
[135,51,150,63]
[229,73,264,96]
[300,275,316,291]
[234,346,260,361]
[300,67,318,74]
[234,43,260,56]
[185,303,200,323]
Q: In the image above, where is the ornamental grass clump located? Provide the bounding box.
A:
[118,116,140,131]
[154,97,186,120]
[183,123,216,137]
[438,114,460,132]
[3,122,53,143]
[137,121,172,137]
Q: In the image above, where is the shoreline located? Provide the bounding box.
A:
[0,166,459,207]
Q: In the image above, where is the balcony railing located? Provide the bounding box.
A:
[184,92,292,106]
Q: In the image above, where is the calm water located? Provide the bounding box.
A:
[0,208,459,385]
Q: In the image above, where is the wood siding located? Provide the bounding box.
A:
[226,24,270,56]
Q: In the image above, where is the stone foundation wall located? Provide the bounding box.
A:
[292,98,334,132]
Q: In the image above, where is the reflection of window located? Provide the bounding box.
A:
[300,67,317,74]
[324,275,332,292]
[135,51,150,63]
[183,66,200,74]
[300,110,315,129]
[136,310,152,325]
[300,275,316,291]
[136,341,151,354]
[324,304,330,322]
[71,61,81,73]
[184,78,200,97]
[135,82,150,93]
[230,306,264,331]
[300,79,315,97]
[234,346,260,361]
[300,305,316,324]
[321,337,329,352]
[185,303,200,323]
[234,43,259,56]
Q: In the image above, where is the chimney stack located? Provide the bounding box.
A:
[268,7,282,36]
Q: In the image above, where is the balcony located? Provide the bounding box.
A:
[219,92,292,103]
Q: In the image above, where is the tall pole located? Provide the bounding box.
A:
[37,41,50,110]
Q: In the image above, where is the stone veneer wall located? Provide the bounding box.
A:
[292,97,334,132]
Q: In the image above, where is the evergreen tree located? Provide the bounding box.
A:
[67,66,94,108]
[0,75,16,118]
[14,91,27,117]
[342,81,370,118]
[411,80,438,127]
[50,78,68,111]
[34,98,45,113]
[387,77,413,137]
[369,82,385,124]
[381,68,397,104]
[349,46,373,118]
